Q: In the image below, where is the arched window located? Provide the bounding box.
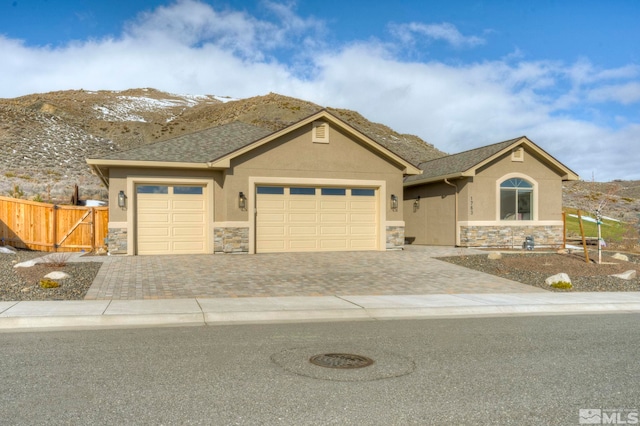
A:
[500,178,533,220]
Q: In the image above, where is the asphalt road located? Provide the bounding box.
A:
[2,314,639,425]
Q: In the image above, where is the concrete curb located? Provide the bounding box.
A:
[1,293,640,332]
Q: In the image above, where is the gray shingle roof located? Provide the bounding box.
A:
[91,121,273,163]
[404,137,522,184]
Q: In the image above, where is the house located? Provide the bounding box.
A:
[403,136,579,248]
[86,110,423,255]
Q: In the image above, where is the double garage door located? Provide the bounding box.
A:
[136,184,207,255]
[256,186,379,253]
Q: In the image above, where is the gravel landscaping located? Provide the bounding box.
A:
[438,250,640,292]
[0,249,102,301]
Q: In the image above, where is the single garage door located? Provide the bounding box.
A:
[136,184,207,255]
[256,186,378,253]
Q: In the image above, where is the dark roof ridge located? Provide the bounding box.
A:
[417,136,524,168]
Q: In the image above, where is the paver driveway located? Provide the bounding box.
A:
[83,246,546,300]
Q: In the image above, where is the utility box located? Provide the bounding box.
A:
[522,236,535,251]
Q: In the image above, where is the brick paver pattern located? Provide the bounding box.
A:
[83,246,547,300]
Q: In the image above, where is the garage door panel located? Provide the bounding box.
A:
[350,239,378,249]
[320,239,348,249]
[350,226,377,235]
[320,226,348,235]
[138,241,170,253]
[257,226,285,236]
[258,200,286,209]
[172,241,206,251]
[172,227,205,237]
[289,240,319,249]
[350,200,376,210]
[257,240,286,251]
[289,200,317,209]
[259,213,286,223]
[320,213,348,222]
[172,213,205,223]
[289,213,317,223]
[350,213,376,223]
[138,213,170,223]
[289,226,318,236]
[138,227,171,237]
[172,200,205,210]
[138,199,170,209]
[320,201,347,210]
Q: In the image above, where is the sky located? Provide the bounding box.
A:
[1,0,639,182]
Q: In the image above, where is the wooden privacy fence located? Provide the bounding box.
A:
[0,196,108,252]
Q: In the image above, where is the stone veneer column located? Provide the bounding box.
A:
[386,226,405,250]
[214,227,249,253]
[107,227,128,255]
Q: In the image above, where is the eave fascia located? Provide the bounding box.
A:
[85,159,209,169]
[403,172,468,187]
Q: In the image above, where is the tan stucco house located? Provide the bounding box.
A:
[403,137,579,248]
[87,110,422,255]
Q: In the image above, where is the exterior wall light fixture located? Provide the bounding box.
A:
[118,190,127,208]
[239,192,247,210]
[413,196,420,211]
[390,194,398,211]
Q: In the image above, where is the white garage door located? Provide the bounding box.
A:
[256,186,378,253]
[136,184,207,255]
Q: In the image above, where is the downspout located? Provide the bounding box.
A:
[444,178,460,246]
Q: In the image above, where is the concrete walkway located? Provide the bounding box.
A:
[2,292,640,332]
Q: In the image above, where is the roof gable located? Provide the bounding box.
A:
[207,109,421,174]
[404,136,579,186]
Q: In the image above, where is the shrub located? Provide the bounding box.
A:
[40,279,60,289]
[551,281,572,289]
[45,252,72,267]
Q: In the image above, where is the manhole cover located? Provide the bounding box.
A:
[309,353,374,369]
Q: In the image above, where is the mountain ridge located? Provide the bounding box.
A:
[0,88,444,202]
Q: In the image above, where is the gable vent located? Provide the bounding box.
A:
[511,147,524,162]
[312,121,329,143]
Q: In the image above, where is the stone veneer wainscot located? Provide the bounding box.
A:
[386,226,405,250]
[215,227,249,253]
[459,225,563,248]
[107,227,128,254]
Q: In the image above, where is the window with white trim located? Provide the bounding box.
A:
[500,178,533,220]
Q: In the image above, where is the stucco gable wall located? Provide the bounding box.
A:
[223,122,406,222]
[469,148,564,221]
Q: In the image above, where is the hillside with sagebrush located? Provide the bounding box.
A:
[0,88,445,202]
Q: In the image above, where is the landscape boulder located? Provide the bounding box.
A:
[612,253,629,262]
[44,271,70,280]
[0,246,17,254]
[545,273,572,286]
[487,252,502,260]
[610,270,637,280]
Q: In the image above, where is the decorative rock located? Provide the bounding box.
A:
[611,270,637,280]
[556,249,569,255]
[0,246,17,254]
[545,273,572,286]
[612,253,629,262]
[95,247,107,255]
[14,259,41,268]
[487,252,502,260]
[44,271,70,280]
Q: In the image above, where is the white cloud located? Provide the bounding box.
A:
[587,82,640,105]
[389,22,485,48]
[0,0,638,181]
